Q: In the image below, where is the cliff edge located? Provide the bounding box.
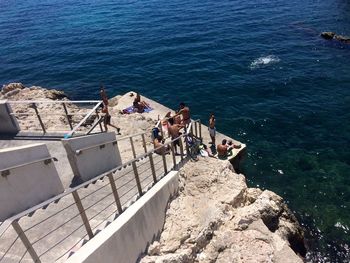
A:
[141,157,306,263]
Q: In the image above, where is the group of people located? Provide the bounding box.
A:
[153,102,190,155]
[99,85,239,160]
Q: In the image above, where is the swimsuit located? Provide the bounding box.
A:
[208,127,216,137]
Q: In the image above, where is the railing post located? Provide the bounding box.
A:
[148,153,157,183]
[62,103,73,130]
[130,137,137,159]
[32,103,46,134]
[170,142,177,169]
[194,121,198,137]
[132,161,143,196]
[161,147,168,175]
[12,221,41,263]
[107,173,123,214]
[72,191,94,239]
[141,134,147,153]
[179,137,184,162]
[185,135,190,158]
[199,120,202,139]
[160,122,164,138]
[95,109,103,132]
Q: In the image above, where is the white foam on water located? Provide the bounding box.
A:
[250,55,281,69]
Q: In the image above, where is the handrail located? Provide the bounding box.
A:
[75,140,118,155]
[66,101,103,137]
[0,119,203,262]
[0,157,58,177]
[9,100,102,104]
[116,131,148,142]
[1,130,191,224]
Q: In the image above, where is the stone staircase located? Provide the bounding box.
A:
[0,145,183,263]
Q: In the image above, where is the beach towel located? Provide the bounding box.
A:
[122,105,153,114]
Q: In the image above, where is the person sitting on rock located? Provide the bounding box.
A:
[133,93,150,113]
[217,139,234,159]
[154,135,170,155]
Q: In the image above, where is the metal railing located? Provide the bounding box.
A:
[0,120,202,263]
[8,100,104,137]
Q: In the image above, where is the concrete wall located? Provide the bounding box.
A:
[0,143,64,221]
[62,132,122,182]
[66,171,179,263]
[0,100,20,134]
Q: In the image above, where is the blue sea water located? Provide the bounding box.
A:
[1,0,349,261]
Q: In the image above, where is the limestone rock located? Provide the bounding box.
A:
[321,31,350,43]
[141,158,305,263]
[321,31,335,40]
[1,83,25,96]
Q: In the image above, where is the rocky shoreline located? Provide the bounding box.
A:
[141,158,306,263]
[1,83,306,262]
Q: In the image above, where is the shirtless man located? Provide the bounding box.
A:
[100,84,109,106]
[153,135,170,155]
[102,105,120,134]
[174,110,182,125]
[174,102,191,128]
[217,139,234,159]
[168,118,185,154]
[208,113,216,145]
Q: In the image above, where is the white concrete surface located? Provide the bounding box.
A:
[0,100,20,134]
[62,132,122,182]
[0,143,64,221]
[66,170,179,263]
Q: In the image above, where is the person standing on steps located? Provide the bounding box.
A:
[208,113,216,145]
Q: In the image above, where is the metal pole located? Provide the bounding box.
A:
[72,191,94,239]
[95,109,103,132]
[161,147,168,175]
[12,221,41,263]
[107,173,123,214]
[170,143,177,170]
[199,120,202,139]
[32,103,46,134]
[179,137,184,162]
[130,137,137,159]
[148,153,157,183]
[62,103,73,130]
[132,161,143,196]
[141,134,147,153]
[160,122,164,138]
[194,121,198,137]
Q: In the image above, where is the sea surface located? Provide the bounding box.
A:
[1,0,349,261]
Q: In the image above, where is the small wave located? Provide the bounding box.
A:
[250,55,280,69]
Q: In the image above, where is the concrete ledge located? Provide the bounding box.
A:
[62,132,122,182]
[66,171,179,263]
[0,143,64,220]
[0,100,20,134]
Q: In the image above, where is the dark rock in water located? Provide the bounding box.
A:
[321,31,350,44]
[321,31,335,40]
[334,34,350,43]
